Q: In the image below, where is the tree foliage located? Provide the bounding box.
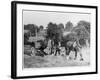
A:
[71,20,90,46]
[77,21,90,33]
[65,21,73,31]
[24,20,90,47]
[46,22,63,44]
[39,25,44,31]
[58,23,64,30]
[24,24,39,36]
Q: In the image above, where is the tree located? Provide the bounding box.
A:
[39,25,44,31]
[58,23,64,30]
[24,24,39,36]
[46,22,63,45]
[46,22,58,39]
[65,21,73,31]
[73,20,90,40]
[77,20,90,33]
[72,20,90,46]
[74,27,89,39]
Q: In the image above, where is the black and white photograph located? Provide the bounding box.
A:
[11,1,97,79]
[23,10,91,68]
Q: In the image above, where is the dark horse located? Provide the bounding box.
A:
[64,40,83,60]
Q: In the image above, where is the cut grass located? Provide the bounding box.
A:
[24,46,90,68]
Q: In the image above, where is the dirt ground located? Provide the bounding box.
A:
[24,47,90,68]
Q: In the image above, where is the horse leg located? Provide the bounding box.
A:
[58,50,60,56]
[55,50,57,56]
[66,49,71,60]
[80,53,84,61]
[74,49,77,60]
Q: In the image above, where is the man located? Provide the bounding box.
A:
[60,47,66,56]
[30,42,36,56]
[55,44,60,56]
[31,47,36,56]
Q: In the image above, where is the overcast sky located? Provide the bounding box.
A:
[23,10,90,28]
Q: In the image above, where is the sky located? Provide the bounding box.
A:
[23,10,90,28]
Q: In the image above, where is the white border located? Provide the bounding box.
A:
[17,3,96,77]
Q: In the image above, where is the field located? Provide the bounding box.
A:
[24,46,90,68]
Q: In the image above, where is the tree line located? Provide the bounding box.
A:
[24,20,90,47]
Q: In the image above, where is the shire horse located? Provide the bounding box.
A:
[64,40,83,60]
